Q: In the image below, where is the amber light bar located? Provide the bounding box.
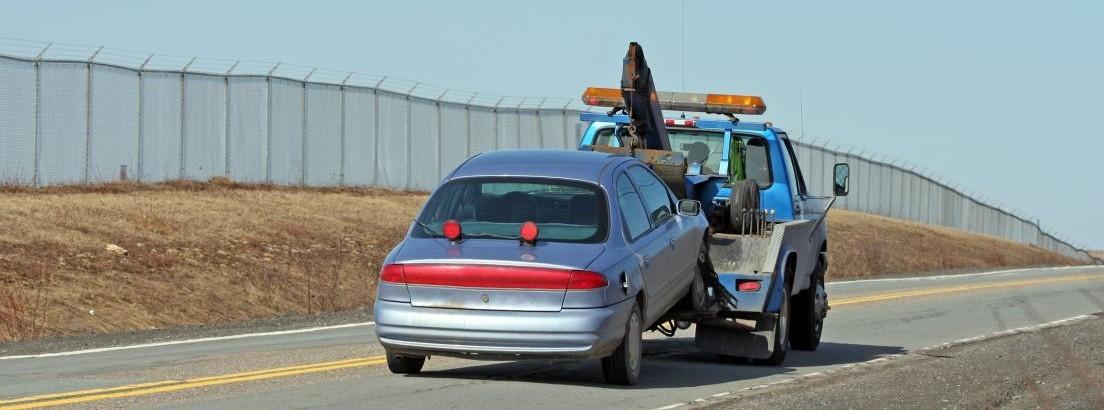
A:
[581,87,767,115]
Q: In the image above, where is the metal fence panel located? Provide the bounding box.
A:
[268,78,303,185]
[342,87,375,186]
[539,110,566,149]
[376,92,409,189]
[496,110,520,149]
[470,106,497,155]
[408,98,439,190]
[519,111,541,149]
[305,84,342,186]
[38,62,88,185]
[139,72,182,182]
[439,103,467,175]
[182,74,226,180]
[227,77,267,182]
[0,58,35,184]
[88,65,139,182]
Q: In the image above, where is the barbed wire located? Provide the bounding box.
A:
[0,36,589,110]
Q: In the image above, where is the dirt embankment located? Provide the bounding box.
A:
[0,182,1083,342]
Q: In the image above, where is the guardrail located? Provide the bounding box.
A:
[0,37,1093,262]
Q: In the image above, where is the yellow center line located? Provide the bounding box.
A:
[831,273,1104,307]
[3,272,1101,408]
[0,356,386,410]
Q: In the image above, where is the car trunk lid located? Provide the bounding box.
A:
[394,238,605,312]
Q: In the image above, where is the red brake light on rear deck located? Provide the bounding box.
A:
[442,219,462,241]
[520,221,539,244]
[380,264,406,284]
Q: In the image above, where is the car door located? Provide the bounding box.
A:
[614,171,669,324]
[625,165,685,316]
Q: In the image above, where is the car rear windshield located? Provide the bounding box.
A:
[413,177,608,243]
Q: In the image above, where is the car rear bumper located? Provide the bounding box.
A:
[374,297,634,360]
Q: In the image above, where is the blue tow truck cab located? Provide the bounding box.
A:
[577,109,851,363]
[572,41,851,363]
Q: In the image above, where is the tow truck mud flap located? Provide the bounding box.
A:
[694,321,775,359]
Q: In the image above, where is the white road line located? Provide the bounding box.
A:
[0,322,375,361]
[827,265,1095,286]
[655,312,1100,410]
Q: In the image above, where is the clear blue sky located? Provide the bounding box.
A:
[2,0,1101,249]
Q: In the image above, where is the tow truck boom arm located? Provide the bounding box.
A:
[620,42,671,151]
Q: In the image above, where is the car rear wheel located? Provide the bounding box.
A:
[386,352,426,374]
[602,301,642,385]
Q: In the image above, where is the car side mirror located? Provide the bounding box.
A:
[833,163,850,197]
[677,199,701,216]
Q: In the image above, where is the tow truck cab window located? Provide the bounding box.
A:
[627,166,673,225]
[593,126,772,188]
[779,135,808,196]
[616,173,652,241]
[414,178,608,243]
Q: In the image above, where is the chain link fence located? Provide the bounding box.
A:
[0,38,1096,262]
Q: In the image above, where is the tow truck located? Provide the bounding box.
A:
[578,42,851,363]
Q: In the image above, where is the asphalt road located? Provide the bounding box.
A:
[2,266,1103,409]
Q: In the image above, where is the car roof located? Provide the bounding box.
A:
[449,149,629,183]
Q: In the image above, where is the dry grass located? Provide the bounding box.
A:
[0,182,1083,341]
[0,181,425,342]
[827,209,1081,279]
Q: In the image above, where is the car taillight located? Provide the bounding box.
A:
[380,264,406,284]
[566,270,609,290]
[397,264,608,291]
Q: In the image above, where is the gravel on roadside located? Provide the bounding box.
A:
[702,313,1104,409]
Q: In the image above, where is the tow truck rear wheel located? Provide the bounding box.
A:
[791,257,827,351]
[754,275,791,366]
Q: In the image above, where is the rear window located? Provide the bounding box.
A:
[414,177,608,243]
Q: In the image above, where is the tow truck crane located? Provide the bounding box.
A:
[579,42,852,363]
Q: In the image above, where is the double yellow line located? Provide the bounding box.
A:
[0,356,386,409]
[2,272,1100,409]
[831,273,1104,306]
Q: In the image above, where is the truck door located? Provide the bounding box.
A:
[780,135,810,220]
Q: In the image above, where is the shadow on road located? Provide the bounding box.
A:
[406,337,905,389]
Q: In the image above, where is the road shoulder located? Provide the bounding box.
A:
[697,313,1104,409]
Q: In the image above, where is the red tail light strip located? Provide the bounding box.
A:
[379,264,607,290]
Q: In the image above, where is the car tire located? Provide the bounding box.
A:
[791,257,826,351]
[386,352,426,374]
[727,179,761,234]
[602,301,642,385]
[690,239,713,312]
[754,278,790,366]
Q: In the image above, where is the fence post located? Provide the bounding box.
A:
[224,61,237,178]
[32,43,49,187]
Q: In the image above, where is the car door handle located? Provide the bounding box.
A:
[667,237,677,249]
